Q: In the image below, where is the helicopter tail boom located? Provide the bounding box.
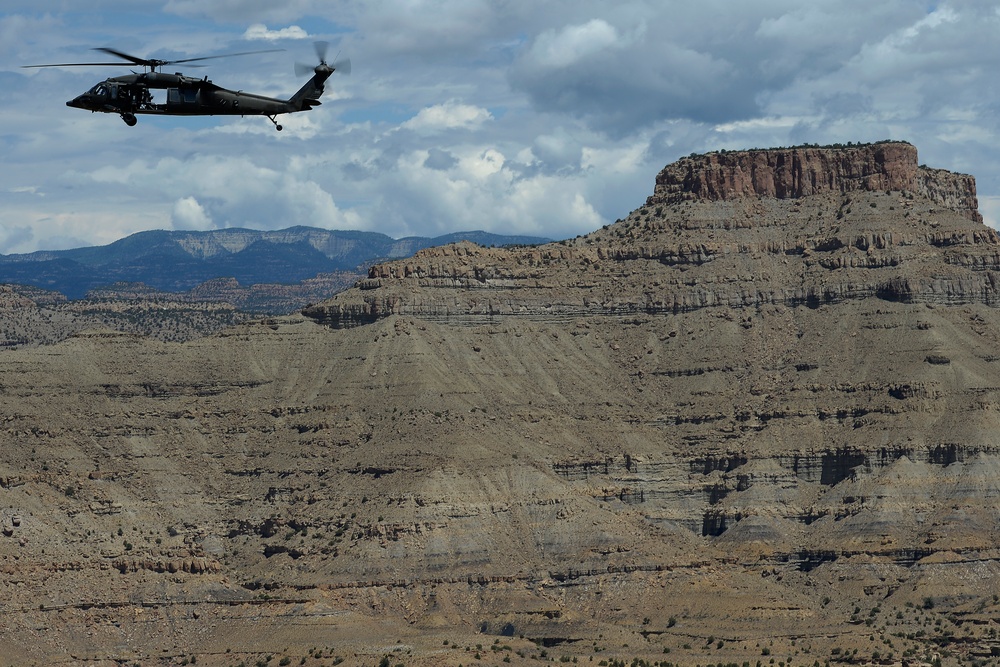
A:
[287,43,348,112]
[288,66,334,110]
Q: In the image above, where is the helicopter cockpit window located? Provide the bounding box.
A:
[90,84,108,97]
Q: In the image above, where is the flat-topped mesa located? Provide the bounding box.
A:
[302,140,1000,330]
[648,142,982,222]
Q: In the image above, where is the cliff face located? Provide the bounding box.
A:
[303,143,994,329]
[298,143,1000,575]
[8,143,1000,665]
[646,142,982,222]
[917,165,982,222]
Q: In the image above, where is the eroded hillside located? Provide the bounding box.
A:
[3,143,1000,666]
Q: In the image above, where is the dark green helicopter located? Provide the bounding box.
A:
[24,42,349,131]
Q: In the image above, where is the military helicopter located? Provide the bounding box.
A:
[23,42,349,130]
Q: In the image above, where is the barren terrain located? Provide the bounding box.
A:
[3,143,1000,666]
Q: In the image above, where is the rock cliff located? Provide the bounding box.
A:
[303,143,995,329]
[6,142,1000,666]
[646,141,982,222]
[299,141,1000,598]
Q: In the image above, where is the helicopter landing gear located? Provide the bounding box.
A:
[121,113,137,127]
[267,115,283,131]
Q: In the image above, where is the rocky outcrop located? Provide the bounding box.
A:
[645,141,982,222]
[11,141,1000,666]
[917,165,982,222]
[113,556,221,575]
[292,144,1000,591]
[648,142,918,202]
[304,143,994,329]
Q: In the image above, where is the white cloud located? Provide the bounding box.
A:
[82,154,364,234]
[172,196,213,229]
[243,23,309,41]
[359,143,608,240]
[531,129,584,170]
[401,101,493,133]
[6,1,1000,257]
[8,186,42,195]
[526,19,620,69]
[980,196,1000,231]
[460,148,506,179]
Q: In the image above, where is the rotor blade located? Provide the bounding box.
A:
[22,62,135,68]
[314,41,330,63]
[93,47,151,66]
[331,57,351,75]
[294,62,316,77]
[24,47,280,70]
[93,46,283,69]
[164,49,285,66]
[23,46,151,68]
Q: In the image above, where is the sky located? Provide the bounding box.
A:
[2,1,1000,254]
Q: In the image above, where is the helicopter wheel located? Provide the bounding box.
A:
[121,113,137,127]
[267,115,283,131]
[276,124,283,131]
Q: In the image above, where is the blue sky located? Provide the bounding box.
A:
[2,1,1000,254]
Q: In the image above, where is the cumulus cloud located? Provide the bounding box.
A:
[1,14,59,59]
[0,224,34,253]
[509,19,752,134]
[424,148,458,171]
[526,19,620,69]
[86,153,363,234]
[401,101,493,133]
[242,23,309,41]
[357,143,607,240]
[172,196,213,230]
[6,1,1000,255]
[531,129,584,172]
[343,0,498,56]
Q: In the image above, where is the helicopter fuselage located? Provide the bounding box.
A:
[67,68,330,130]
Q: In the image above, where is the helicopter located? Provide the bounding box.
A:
[23,42,349,131]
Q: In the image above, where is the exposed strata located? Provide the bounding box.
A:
[5,143,1000,666]
[304,144,997,329]
[645,142,982,222]
[297,142,1000,620]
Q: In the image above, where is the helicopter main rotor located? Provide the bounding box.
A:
[23,47,284,73]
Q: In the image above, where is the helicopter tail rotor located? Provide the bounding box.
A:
[315,41,329,63]
[331,57,351,75]
[295,41,349,77]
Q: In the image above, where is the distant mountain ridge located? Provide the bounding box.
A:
[0,226,551,299]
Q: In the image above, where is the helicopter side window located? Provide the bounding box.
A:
[90,83,108,97]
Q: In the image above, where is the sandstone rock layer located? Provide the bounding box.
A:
[4,143,1000,666]
[648,142,982,222]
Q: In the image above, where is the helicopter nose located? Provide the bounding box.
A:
[66,95,90,109]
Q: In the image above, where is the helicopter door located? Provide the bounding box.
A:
[166,87,200,111]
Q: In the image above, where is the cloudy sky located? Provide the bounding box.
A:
[2,1,999,254]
